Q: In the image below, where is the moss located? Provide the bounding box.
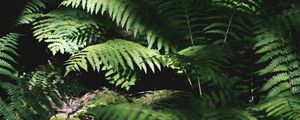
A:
[77,89,128,117]
[132,90,193,107]
[85,89,128,106]
[50,113,80,120]
[132,90,202,120]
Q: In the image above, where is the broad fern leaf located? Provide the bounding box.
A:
[65,39,162,89]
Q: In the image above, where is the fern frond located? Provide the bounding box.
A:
[0,33,20,79]
[61,0,223,52]
[61,0,177,52]
[104,68,139,90]
[65,39,162,89]
[211,0,261,14]
[255,96,300,120]
[16,0,45,25]
[0,65,68,119]
[0,81,35,119]
[253,19,300,98]
[153,0,207,47]
[33,9,103,55]
[197,89,257,120]
[169,45,234,88]
[0,98,17,120]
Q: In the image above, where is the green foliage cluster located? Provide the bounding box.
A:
[1,0,300,120]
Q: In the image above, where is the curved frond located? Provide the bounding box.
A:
[33,9,103,55]
[253,19,300,98]
[16,0,45,25]
[0,33,20,79]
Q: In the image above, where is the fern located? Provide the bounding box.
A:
[16,0,45,25]
[28,67,62,106]
[0,81,35,120]
[104,68,139,90]
[0,98,17,120]
[152,0,207,47]
[0,33,21,120]
[33,9,103,55]
[61,0,177,52]
[211,0,261,14]
[0,65,67,119]
[281,6,300,42]
[196,89,256,120]
[253,19,300,98]
[202,108,257,120]
[255,96,300,120]
[132,90,202,120]
[65,39,162,89]
[282,7,300,30]
[132,90,256,120]
[60,0,220,52]
[168,45,234,89]
[202,7,253,48]
[0,33,20,79]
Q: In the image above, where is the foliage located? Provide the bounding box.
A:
[61,0,175,52]
[0,65,65,119]
[79,90,257,120]
[168,45,235,88]
[255,96,300,120]
[253,16,300,98]
[65,39,163,90]
[32,9,104,55]
[0,33,20,79]
[16,0,45,25]
[211,0,261,14]
[2,0,300,120]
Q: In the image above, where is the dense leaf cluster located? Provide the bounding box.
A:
[1,0,300,120]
